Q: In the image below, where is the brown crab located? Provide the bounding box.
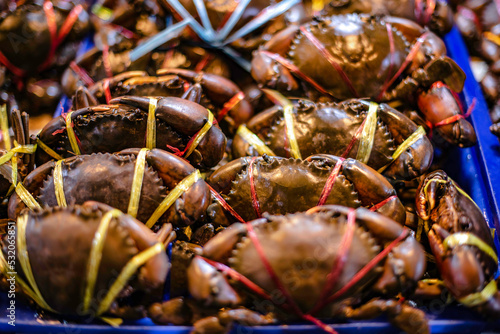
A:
[415,170,500,318]
[322,0,454,35]
[8,149,210,230]
[233,97,433,180]
[72,69,252,134]
[61,42,230,97]
[207,154,406,227]
[0,201,174,320]
[150,206,427,334]
[36,96,226,170]
[251,14,476,147]
[0,0,90,76]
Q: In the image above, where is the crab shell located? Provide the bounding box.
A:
[36,97,226,170]
[208,155,406,224]
[9,149,210,229]
[232,99,433,180]
[72,69,253,134]
[0,1,90,75]
[0,202,170,319]
[322,0,454,35]
[191,206,425,318]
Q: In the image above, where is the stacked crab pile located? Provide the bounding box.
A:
[0,1,498,334]
[447,0,500,138]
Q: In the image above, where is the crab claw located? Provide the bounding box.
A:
[157,68,253,128]
[187,256,242,307]
[72,86,98,109]
[429,225,486,299]
[111,96,226,169]
[417,81,476,147]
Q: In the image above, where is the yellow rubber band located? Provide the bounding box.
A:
[83,209,123,312]
[262,90,301,159]
[378,126,426,173]
[184,111,214,159]
[459,279,498,307]
[128,148,149,218]
[96,242,164,315]
[0,104,11,150]
[443,232,498,263]
[15,183,42,210]
[17,214,55,312]
[65,111,81,155]
[283,100,301,159]
[0,144,37,165]
[91,3,113,21]
[146,98,157,149]
[53,160,67,208]
[235,125,276,156]
[0,246,50,311]
[484,32,500,47]
[356,102,378,164]
[146,170,201,228]
[37,138,64,160]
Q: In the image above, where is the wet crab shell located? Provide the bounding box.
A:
[255,14,410,99]
[36,97,226,170]
[321,0,454,35]
[0,1,90,74]
[198,206,425,318]
[232,99,433,180]
[0,202,169,319]
[208,155,406,224]
[9,149,210,229]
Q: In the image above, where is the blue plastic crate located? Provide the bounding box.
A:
[3,27,500,333]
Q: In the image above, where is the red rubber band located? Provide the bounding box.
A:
[199,256,271,300]
[194,53,214,72]
[300,26,359,98]
[166,116,217,158]
[377,32,429,101]
[317,158,344,206]
[340,116,368,159]
[369,195,398,212]
[376,23,396,102]
[309,208,356,315]
[0,51,26,77]
[102,43,113,79]
[103,78,112,104]
[207,184,246,224]
[38,2,83,72]
[320,228,410,308]
[248,157,262,218]
[261,51,334,98]
[70,61,95,87]
[217,91,245,122]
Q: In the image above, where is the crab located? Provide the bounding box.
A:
[251,14,477,147]
[232,97,433,181]
[149,205,428,334]
[207,154,406,227]
[61,41,231,97]
[8,148,210,231]
[36,96,227,170]
[72,69,252,134]
[415,170,500,318]
[0,201,174,320]
[0,0,90,76]
[321,0,454,35]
